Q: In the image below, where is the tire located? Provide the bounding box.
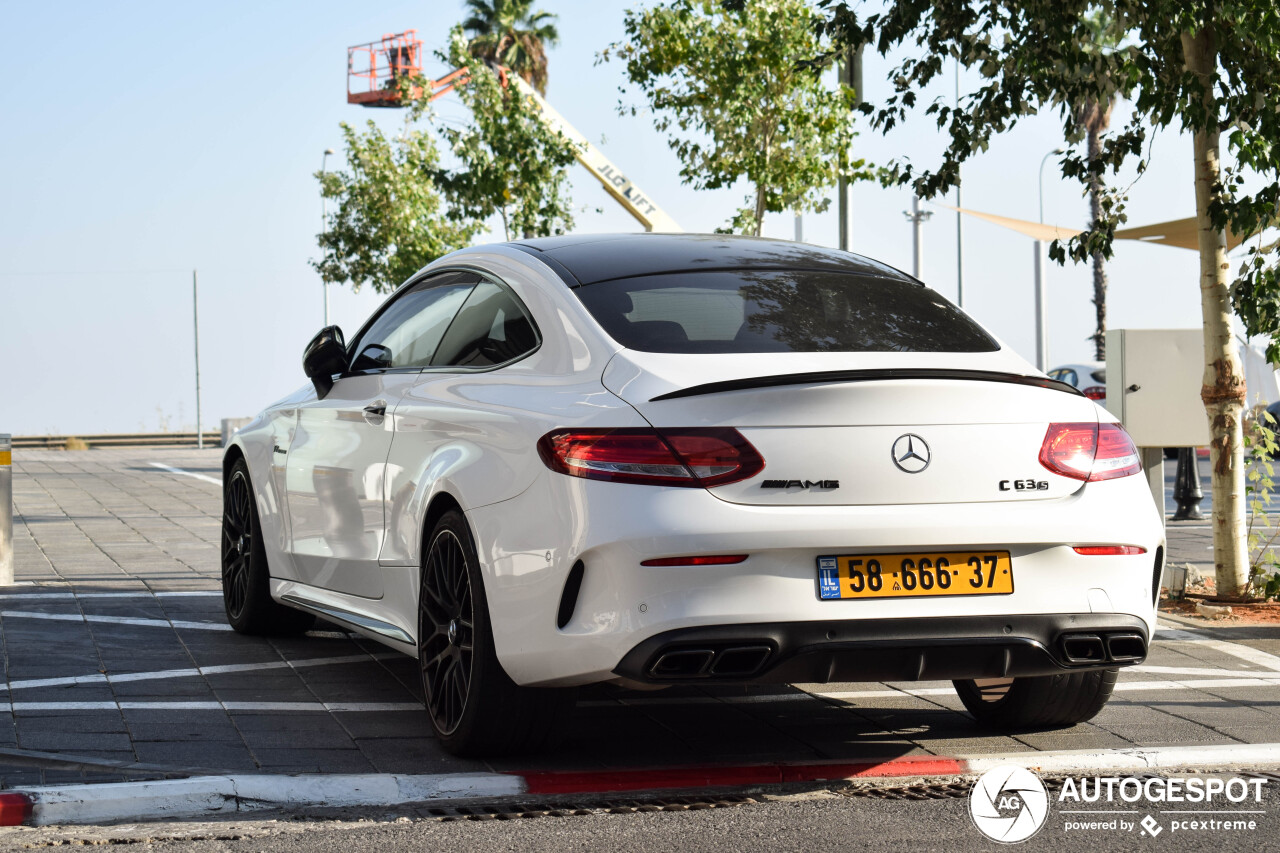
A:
[418,509,575,756]
[221,458,316,635]
[953,669,1118,730]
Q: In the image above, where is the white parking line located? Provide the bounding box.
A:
[148,462,221,486]
[1,653,402,693]
[1159,628,1280,672]
[1131,664,1270,677]
[0,701,422,713]
[579,674,1280,710]
[0,611,231,631]
[0,591,220,601]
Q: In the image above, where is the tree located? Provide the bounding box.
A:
[1072,11,1127,362]
[462,0,560,95]
[603,0,874,236]
[416,29,577,240]
[312,27,577,290]
[312,119,479,294]
[798,0,1280,598]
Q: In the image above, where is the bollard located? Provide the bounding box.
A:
[1172,446,1205,521]
[0,434,11,585]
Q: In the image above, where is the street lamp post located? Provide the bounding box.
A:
[1033,148,1065,371]
[320,148,334,327]
[903,196,933,279]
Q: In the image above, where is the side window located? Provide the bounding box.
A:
[348,273,476,371]
[431,279,539,368]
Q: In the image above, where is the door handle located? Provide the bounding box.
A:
[363,402,387,417]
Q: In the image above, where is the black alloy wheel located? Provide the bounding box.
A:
[419,527,476,737]
[221,468,255,622]
[219,458,315,636]
[416,510,576,756]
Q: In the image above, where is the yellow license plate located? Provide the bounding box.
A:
[816,551,1014,600]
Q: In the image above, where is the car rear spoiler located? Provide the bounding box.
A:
[649,368,1084,402]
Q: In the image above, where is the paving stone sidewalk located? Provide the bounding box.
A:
[0,448,1274,789]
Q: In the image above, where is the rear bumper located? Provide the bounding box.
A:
[468,468,1163,687]
[614,613,1149,684]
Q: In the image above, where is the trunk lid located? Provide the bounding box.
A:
[602,351,1102,506]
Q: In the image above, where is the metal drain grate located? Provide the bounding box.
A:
[839,782,972,801]
[423,795,757,821]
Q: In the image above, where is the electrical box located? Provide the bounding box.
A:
[1105,328,1210,447]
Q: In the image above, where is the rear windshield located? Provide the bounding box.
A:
[573,270,999,354]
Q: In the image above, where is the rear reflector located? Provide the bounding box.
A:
[538,428,764,488]
[1039,422,1141,481]
[641,555,749,567]
[0,793,31,826]
[1073,545,1147,556]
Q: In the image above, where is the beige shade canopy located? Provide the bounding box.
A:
[938,205,1252,251]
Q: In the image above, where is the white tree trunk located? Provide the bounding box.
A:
[1182,27,1249,597]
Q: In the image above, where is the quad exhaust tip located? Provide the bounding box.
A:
[1060,632,1146,665]
[1105,632,1146,662]
[649,645,773,679]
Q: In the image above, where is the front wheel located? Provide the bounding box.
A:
[221,458,315,635]
[418,510,575,756]
[953,669,1118,730]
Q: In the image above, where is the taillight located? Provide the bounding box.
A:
[1039,422,1141,481]
[641,555,748,567]
[1082,386,1106,400]
[537,428,764,487]
[1073,545,1147,556]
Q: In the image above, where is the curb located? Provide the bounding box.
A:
[6,743,1280,827]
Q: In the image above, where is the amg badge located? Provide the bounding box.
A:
[761,479,839,489]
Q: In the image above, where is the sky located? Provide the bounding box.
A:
[0,1,1225,436]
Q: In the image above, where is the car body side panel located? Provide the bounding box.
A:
[225,383,314,583]
[382,373,646,567]
[379,250,632,568]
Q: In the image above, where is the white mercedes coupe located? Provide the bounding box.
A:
[222,233,1163,755]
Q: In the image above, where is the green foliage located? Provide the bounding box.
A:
[801,0,1280,353]
[312,27,577,291]
[1245,412,1280,598]
[421,30,577,241]
[463,0,560,95]
[603,0,875,236]
[313,120,478,295]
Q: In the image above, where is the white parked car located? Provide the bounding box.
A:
[223,234,1163,755]
[1049,362,1107,403]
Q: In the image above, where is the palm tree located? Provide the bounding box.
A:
[1074,11,1125,362]
[462,0,560,96]
[1077,96,1114,362]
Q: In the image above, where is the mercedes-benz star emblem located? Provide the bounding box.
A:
[891,434,931,473]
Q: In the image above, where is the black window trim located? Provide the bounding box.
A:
[342,268,481,377]
[340,264,544,379]
[421,268,544,374]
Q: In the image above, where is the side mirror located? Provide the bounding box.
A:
[303,326,346,399]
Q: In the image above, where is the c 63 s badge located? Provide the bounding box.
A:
[1000,479,1048,492]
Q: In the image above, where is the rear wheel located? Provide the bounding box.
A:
[221,459,315,635]
[954,669,1118,730]
[418,510,575,756]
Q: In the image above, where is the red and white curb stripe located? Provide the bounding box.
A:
[4,743,1280,827]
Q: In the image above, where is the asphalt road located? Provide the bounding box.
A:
[6,779,1280,852]
[8,446,1280,853]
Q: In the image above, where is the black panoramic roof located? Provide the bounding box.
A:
[510,233,915,287]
